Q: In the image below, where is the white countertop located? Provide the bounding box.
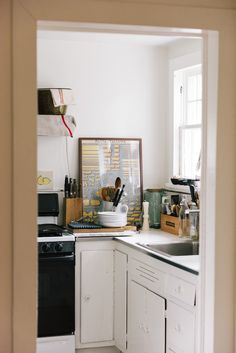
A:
[116,229,200,274]
[75,228,199,274]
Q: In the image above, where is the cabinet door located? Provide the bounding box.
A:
[128,281,166,353]
[114,250,128,352]
[167,301,195,353]
[80,250,114,343]
[128,281,146,353]
[146,289,165,353]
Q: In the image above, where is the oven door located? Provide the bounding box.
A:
[38,254,75,337]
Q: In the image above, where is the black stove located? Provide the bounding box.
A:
[38,223,72,237]
[37,193,75,339]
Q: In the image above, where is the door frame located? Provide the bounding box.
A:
[13,1,235,353]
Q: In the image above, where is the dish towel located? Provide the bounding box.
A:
[37,115,77,137]
[50,88,75,107]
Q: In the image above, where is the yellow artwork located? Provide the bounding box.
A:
[79,138,143,225]
[37,175,51,185]
[37,171,53,190]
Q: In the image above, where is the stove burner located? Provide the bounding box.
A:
[38,224,72,237]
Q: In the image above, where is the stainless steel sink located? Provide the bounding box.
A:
[137,240,199,257]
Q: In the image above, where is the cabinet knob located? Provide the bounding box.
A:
[175,285,183,294]
[84,295,91,301]
[174,324,181,333]
[139,323,144,330]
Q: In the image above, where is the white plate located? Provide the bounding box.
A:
[100,221,127,227]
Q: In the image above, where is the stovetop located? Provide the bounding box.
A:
[37,224,75,243]
[38,224,72,237]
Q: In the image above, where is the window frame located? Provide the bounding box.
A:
[169,52,202,178]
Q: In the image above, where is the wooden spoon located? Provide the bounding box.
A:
[115,177,121,189]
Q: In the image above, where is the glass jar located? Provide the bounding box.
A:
[178,198,189,237]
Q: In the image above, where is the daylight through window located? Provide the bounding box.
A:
[173,65,202,178]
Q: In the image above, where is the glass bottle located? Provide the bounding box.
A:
[178,198,189,237]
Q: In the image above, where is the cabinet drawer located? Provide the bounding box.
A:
[167,301,195,353]
[129,259,164,294]
[167,275,196,306]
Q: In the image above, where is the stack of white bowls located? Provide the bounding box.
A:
[97,210,127,227]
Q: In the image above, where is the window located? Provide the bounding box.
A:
[173,65,202,178]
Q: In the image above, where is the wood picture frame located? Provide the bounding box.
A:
[79,137,143,225]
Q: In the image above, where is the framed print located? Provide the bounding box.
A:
[79,138,143,225]
[37,170,54,191]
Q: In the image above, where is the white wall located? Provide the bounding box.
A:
[37,32,169,190]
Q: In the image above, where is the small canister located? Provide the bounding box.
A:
[144,189,163,228]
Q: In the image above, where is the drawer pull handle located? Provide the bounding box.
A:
[137,268,160,281]
[139,274,155,283]
[169,349,177,353]
[139,266,156,274]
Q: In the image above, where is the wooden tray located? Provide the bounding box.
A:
[72,225,136,233]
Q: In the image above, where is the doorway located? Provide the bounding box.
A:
[15,4,225,352]
[36,21,217,353]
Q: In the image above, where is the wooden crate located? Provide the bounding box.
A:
[160,213,179,235]
[63,197,83,225]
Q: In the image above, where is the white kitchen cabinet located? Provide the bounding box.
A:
[114,250,128,352]
[75,239,116,349]
[166,274,197,353]
[80,249,114,343]
[128,280,146,353]
[126,249,198,353]
[128,280,165,353]
[75,237,198,353]
[167,301,195,353]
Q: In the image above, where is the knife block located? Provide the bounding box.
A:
[63,197,83,225]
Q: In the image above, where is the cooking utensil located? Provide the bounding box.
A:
[113,188,120,206]
[115,177,121,189]
[112,177,122,206]
[101,187,116,201]
[114,184,125,207]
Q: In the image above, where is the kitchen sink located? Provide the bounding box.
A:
[137,240,199,257]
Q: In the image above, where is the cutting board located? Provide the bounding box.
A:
[72,225,136,234]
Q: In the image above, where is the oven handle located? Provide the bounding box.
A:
[39,254,75,262]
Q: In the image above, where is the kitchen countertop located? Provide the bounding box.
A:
[115,229,199,275]
[75,228,199,275]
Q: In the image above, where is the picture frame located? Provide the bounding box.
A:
[79,137,143,225]
[37,170,54,191]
